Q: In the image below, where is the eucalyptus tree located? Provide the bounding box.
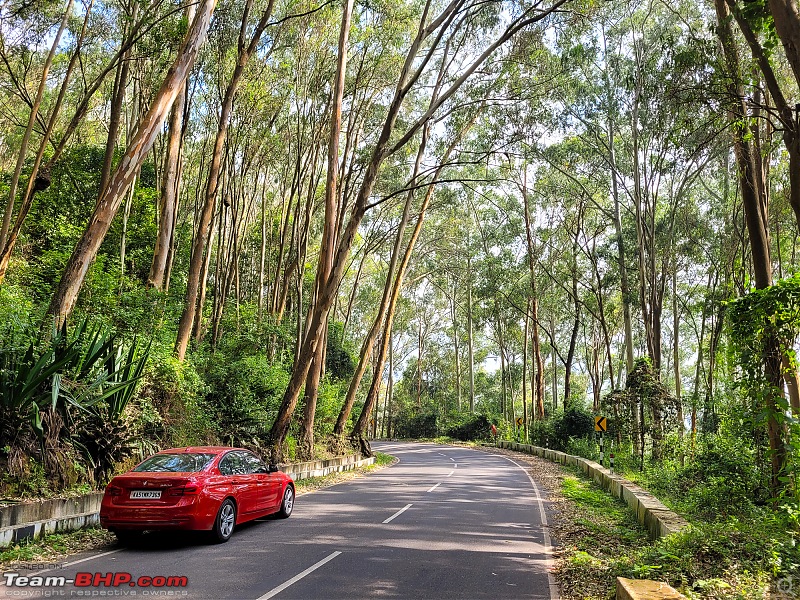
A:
[268,0,573,459]
[0,0,197,284]
[174,0,279,360]
[46,0,218,324]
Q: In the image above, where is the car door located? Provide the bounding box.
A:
[241,452,278,512]
[219,451,260,517]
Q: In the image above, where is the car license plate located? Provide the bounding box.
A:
[130,490,161,499]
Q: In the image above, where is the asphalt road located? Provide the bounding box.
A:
[2,441,558,600]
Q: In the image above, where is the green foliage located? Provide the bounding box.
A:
[325,321,356,380]
[727,273,800,501]
[0,315,149,489]
[201,349,290,448]
[531,407,594,451]
[139,354,211,447]
[445,413,493,441]
[393,412,437,438]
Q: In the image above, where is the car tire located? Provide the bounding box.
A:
[114,530,143,546]
[277,485,294,519]
[212,499,237,543]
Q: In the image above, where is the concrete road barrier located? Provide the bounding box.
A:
[497,441,688,539]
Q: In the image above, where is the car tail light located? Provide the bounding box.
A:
[106,485,122,496]
[168,484,200,496]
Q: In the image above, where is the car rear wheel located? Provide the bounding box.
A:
[277,486,294,518]
[212,499,236,542]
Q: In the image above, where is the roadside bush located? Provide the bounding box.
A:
[445,413,493,441]
[326,321,356,380]
[141,354,212,447]
[202,351,290,448]
[530,407,594,451]
[675,435,765,518]
[394,412,437,438]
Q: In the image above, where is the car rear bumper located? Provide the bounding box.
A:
[100,502,216,532]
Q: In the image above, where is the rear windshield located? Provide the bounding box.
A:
[133,453,216,473]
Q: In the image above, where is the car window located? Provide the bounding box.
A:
[242,452,267,474]
[133,453,215,473]
[219,452,249,476]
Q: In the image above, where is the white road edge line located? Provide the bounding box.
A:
[257,551,342,600]
[496,455,560,600]
[382,503,413,524]
[446,470,455,477]
[26,549,125,577]
[427,483,442,492]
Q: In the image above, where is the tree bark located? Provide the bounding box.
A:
[300,0,355,457]
[149,83,186,289]
[0,0,94,283]
[334,128,430,435]
[268,0,567,458]
[352,163,440,442]
[715,0,782,490]
[768,0,800,90]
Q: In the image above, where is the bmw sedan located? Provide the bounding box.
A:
[100,447,294,543]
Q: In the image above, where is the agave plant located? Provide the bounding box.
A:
[0,319,150,484]
[0,321,83,445]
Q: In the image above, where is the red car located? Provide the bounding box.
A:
[100,447,294,543]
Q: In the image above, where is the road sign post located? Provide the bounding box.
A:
[594,416,607,467]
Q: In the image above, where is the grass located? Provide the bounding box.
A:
[0,528,115,570]
[555,466,786,599]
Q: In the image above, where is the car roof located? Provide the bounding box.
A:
[157,446,249,455]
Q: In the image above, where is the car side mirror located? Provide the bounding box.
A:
[267,464,279,474]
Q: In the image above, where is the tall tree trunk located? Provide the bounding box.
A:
[99,2,136,198]
[351,165,440,444]
[300,0,355,457]
[268,0,564,458]
[551,317,558,412]
[673,267,684,464]
[602,27,634,378]
[149,82,186,289]
[0,0,93,283]
[715,0,783,490]
[452,282,461,411]
[334,129,429,435]
[768,0,800,90]
[522,168,544,419]
[46,0,217,324]
[532,296,544,419]
[564,244,580,407]
[467,256,475,413]
[523,307,529,439]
